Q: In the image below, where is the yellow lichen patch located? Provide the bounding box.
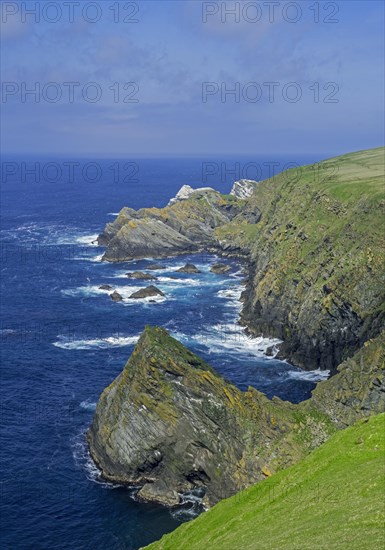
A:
[261,466,273,477]
[223,387,236,406]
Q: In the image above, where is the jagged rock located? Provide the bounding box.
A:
[129,286,165,299]
[177,263,201,274]
[99,284,113,290]
[147,263,164,270]
[110,291,123,302]
[126,271,157,281]
[87,327,303,508]
[168,185,215,206]
[210,263,231,274]
[230,179,258,199]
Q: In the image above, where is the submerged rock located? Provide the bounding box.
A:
[210,263,231,274]
[177,263,201,274]
[110,291,123,302]
[126,271,157,281]
[129,286,165,299]
[99,284,113,290]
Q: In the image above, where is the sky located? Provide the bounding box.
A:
[1,0,384,156]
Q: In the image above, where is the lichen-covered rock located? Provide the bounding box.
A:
[87,327,383,508]
[99,191,245,262]
[168,185,215,206]
[216,147,385,374]
[307,330,385,427]
[230,179,258,199]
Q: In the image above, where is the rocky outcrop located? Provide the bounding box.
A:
[110,291,123,302]
[87,327,321,508]
[129,286,165,299]
[217,148,385,374]
[177,263,201,274]
[230,179,258,199]
[98,191,245,262]
[99,284,113,290]
[307,330,385,428]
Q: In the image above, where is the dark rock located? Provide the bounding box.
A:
[265,345,276,357]
[126,271,157,281]
[210,263,231,274]
[129,286,165,299]
[110,291,123,302]
[99,284,113,290]
[177,263,201,274]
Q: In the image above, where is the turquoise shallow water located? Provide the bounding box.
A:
[0,156,327,549]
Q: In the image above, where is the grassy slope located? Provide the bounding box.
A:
[145,414,385,550]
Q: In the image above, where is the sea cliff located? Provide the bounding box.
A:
[98,147,385,375]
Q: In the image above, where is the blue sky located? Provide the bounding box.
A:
[1,0,384,156]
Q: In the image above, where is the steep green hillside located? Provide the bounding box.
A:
[145,413,385,550]
[218,147,385,372]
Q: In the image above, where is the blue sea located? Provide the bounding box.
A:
[1,156,329,549]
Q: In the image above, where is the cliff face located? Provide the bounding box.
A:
[88,327,384,508]
[217,147,385,373]
[308,330,385,428]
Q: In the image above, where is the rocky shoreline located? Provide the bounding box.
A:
[88,148,385,509]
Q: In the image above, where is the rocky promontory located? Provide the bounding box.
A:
[88,326,384,508]
[87,328,309,507]
[98,188,247,262]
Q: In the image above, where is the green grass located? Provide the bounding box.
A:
[145,414,385,550]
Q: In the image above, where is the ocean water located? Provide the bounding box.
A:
[0,156,328,549]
